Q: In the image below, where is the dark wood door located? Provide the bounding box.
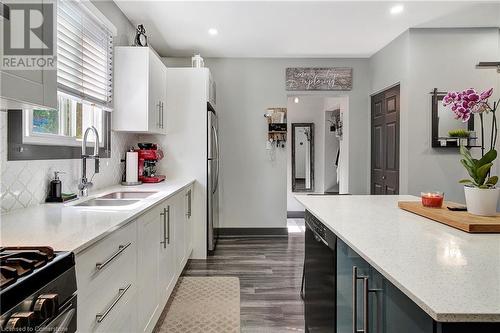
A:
[371,85,400,195]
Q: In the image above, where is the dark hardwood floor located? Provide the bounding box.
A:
[183,228,305,332]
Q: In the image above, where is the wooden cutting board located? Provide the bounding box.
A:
[398,201,500,233]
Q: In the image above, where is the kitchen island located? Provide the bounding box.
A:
[296,194,500,332]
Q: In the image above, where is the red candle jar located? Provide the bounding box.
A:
[421,192,444,208]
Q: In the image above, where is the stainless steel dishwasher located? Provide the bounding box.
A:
[304,210,337,333]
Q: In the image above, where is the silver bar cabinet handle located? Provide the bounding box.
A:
[186,190,192,217]
[353,266,359,333]
[161,102,165,128]
[158,101,161,128]
[160,208,167,248]
[363,277,370,333]
[352,266,368,333]
[95,284,131,323]
[166,206,170,244]
[353,266,382,333]
[159,102,163,129]
[95,242,131,270]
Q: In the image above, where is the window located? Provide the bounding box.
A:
[22,0,114,149]
[24,94,104,147]
[57,0,113,109]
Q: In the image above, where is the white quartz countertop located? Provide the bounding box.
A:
[0,179,195,254]
[295,194,500,322]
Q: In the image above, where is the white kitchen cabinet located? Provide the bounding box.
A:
[75,184,195,333]
[174,192,186,272]
[158,197,177,303]
[137,206,162,333]
[113,46,167,134]
[76,221,137,333]
[0,1,57,110]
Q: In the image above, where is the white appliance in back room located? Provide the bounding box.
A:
[164,67,219,257]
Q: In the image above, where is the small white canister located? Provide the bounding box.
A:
[192,54,204,68]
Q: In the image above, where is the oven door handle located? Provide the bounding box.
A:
[43,304,75,333]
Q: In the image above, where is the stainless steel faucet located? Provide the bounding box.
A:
[78,126,100,197]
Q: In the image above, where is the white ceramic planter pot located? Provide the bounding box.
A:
[464,186,500,216]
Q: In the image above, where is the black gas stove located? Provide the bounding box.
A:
[0,247,77,332]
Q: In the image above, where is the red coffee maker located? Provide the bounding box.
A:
[136,143,166,183]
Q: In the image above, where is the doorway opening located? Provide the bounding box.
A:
[286,95,349,215]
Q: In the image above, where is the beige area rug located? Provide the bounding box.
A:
[156,277,240,333]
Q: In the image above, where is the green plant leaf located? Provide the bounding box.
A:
[460,146,478,168]
[479,185,489,189]
[478,149,497,167]
[458,179,473,184]
[460,145,473,160]
[476,162,493,185]
[460,159,479,182]
[486,176,498,186]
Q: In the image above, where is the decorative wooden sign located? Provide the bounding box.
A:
[285,67,353,91]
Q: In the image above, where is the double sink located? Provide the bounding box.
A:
[75,191,157,207]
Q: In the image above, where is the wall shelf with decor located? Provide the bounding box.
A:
[431,88,476,149]
[435,136,481,149]
[264,108,287,148]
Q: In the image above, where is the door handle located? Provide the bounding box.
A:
[382,176,386,180]
[353,266,382,333]
[212,125,220,194]
[186,190,192,218]
[160,208,167,248]
[157,101,161,128]
[166,206,170,244]
[95,284,131,323]
[160,102,165,128]
[95,242,131,270]
[353,266,364,333]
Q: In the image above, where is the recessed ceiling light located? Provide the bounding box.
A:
[294,97,300,104]
[208,28,218,36]
[390,4,404,15]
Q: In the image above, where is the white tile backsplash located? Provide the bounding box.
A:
[0,111,139,213]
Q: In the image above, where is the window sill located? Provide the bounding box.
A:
[7,110,111,160]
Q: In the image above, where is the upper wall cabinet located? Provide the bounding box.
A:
[0,1,57,111]
[113,47,167,134]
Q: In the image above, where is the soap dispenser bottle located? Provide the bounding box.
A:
[48,171,64,201]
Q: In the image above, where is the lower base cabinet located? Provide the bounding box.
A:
[336,236,500,333]
[337,238,434,333]
[137,205,161,333]
[76,185,194,333]
[304,210,500,333]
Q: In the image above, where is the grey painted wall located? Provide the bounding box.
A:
[370,28,500,203]
[164,58,370,228]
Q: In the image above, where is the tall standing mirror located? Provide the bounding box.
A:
[292,123,314,192]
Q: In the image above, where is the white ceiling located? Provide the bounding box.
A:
[114,1,500,58]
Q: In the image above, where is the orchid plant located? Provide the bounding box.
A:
[442,88,499,188]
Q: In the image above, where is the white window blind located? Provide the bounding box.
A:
[57,0,113,110]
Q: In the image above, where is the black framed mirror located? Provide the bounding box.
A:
[292,123,314,192]
[431,88,475,148]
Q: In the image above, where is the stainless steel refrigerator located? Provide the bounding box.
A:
[207,105,219,253]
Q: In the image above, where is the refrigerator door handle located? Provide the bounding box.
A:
[212,125,220,194]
